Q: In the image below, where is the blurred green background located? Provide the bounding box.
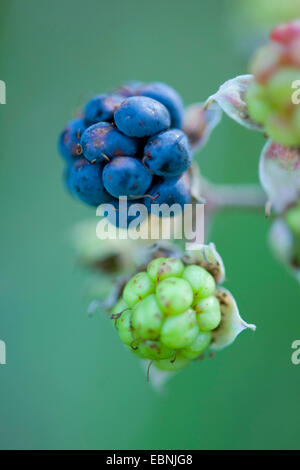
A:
[1,0,300,450]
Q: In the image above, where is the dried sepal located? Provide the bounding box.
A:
[183,101,222,152]
[186,162,206,204]
[206,74,263,131]
[269,218,293,262]
[211,287,256,350]
[269,219,300,284]
[140,241,183,266]
[182,242,225,284]
[259,140,300,213]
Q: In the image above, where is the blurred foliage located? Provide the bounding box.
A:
[236,0,300,26]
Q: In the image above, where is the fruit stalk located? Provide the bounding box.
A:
[201,180,267,212]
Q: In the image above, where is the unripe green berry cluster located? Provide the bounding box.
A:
[246,19,300,147]
[111,257,221,371]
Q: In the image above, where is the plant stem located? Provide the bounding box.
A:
[202,181,267,212]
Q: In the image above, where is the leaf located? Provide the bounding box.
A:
[183,101,222,151]
[140,240,183,265]
[206,74,263,131]
[211,287,256,350]
[259,140,300,212]
[182,242,225,283]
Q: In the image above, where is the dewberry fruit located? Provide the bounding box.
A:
[246,82,272,124]
[84,94,124,126]
[160,309,199,349]
[80,122,139,163]
[180,331,212,359]
[114,96,171,138]
[111,256,225,371]
[147,257,168,281]
[194,295,221,332]
[105,198,148,229]
[143,173,191,216]
[143,129,192,178]
[182,265,216,300]
[156,258,184,282]
[59,81,194,224]
[246,19,300,146]
[123,272,155,307]
[156,277,193,315]
[138,340,175,361]
[267,68,300,109]
[138,82,184,128]
[66,158,113,207]
[102,156,152,199]
[115,308,134,346]
[264,113,300,147]
[132,294,163,340]
[146,257,184,283]
[111,297,129,319]
[58,118,85,162]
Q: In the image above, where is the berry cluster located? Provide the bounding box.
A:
[111,256,221,371]
[58,82,192,226]
[246,19,300,147]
